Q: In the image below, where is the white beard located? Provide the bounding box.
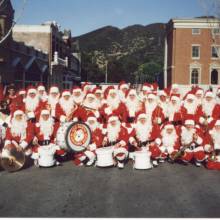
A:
[183,101,197,114]
[196,98,202,106]
[11,118,27,139]
[161,129,177,148]
[145,101,157,117]
[125,98,140,117]
[25,95,39,112]
[135,121,152,143]
[167,103,180,121]
[107,96,120,110]
[181,127,195,145]
[202,99,216,116]
[159,101,169,117]
[83,99,99,110]
[48,95,59,110]
[39,117,54,139]
[119,90,126,102]
[72,94,85,105]
[59,97,74,116]
[107,122,121,143]
[38,92,48,102]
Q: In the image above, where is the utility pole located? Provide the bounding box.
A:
[105,60,108,83]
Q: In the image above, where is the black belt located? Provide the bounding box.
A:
[127,117,135,123]
[139,140,154,147]
[38,140,51,145]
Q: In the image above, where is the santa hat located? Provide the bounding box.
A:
[158,90,168,97]
[125,89,136,98]
[49,86,59,94]
[37,84,46,91]
[72,86,82,93]
[152,82,159,91]
[170,94,180,101]
[81,82,91,91]
[12,109,25,118]
[135,111,147,122]
[27,86,37,95]
[185,92,196,101]
[40,109,50,115]
[18,89,26,96]
[92,87,102,94]
[142,83,152,92]
[118,81,129,90]
[205,91,214,98]
[86,112,97,121]
[85,92,95,99]
[147,92,157,99]
[184,115,195,126]
[195,88,204,95]
[107,114,119,123]
[161,122,175,130]
[62,90,71,97]
[104,86,116,99]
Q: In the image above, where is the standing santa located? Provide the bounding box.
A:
[72,86,85,105]
[47,86,60,117]
[118,81,130,103]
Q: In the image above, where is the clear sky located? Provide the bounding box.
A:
[11,0,209,37]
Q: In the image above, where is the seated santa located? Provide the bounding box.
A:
[73,112,104,166]
[128,112,161,167]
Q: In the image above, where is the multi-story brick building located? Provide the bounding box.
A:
[164,17,220,88]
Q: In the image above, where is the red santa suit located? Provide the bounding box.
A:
[142,92,165,125]
[128,112,161,165]
[73,113,104,166]
[46,86,60,117]
[196,91,220,128]
[179,119,206,165]
[31,109,62,167]
[157,123,180,160]
[55,90,87,123]
[4,110,34,155]
[100,86,127,123]
[24,87,46,120]
[205,120,220,170]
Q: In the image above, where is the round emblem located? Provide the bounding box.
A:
[65,122,91,152]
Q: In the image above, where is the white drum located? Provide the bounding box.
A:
[56,122,72,151]
[38,145,57,167]
[96,147,114,167]
[133,149,152,170]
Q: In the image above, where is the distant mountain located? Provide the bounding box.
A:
[72,23,166,83]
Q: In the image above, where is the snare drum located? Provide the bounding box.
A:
[133,149,152,170]
[96,147,114,167]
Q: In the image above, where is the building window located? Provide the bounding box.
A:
[211,69,218,85]
[211,46,220,58]
[192,45,200,59]
[191,68,199,84]
[212,28,220,35]
[192,28,200,35]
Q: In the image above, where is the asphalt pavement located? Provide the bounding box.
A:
[0,160,220,217]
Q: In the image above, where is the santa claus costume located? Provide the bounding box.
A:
[24,86,46,120]
[142,92,165,125]
[195,88,204,106]
[3,109,34,156]
[157,123,180,162]
[37,84,48,103]
[205,120,220,170]
[196,91,220,130]
[118,81,130,103]
[73,112,104,166]
[139,83,153,102]
[128,112,161,167]
[92,87,104,109]
[179,118,206,166]
[157,90,169,119]
[167,94,183,126]
[31,109,62,167]
[72,86,85,105]
[103,114,129,169]
[100,86,127,123]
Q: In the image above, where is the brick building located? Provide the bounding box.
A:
[164,17,220,88]
[13,22,81,89]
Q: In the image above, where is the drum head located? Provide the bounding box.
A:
[65,122,91,152]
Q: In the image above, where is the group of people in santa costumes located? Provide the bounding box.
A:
[1,81,220,170]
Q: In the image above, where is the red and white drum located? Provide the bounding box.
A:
[96,147,114,167]
[56,122,91,152]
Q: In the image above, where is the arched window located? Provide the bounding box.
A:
[211,69,218,85]
[191,68,199,84]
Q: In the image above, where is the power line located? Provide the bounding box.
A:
[0,0,27,45]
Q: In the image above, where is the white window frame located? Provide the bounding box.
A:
[209,66,220,85]
[211,45,220,60]
[192,44,200,60]
[212,28,220,36]
[189,67,201,85]
[192,28,201,35]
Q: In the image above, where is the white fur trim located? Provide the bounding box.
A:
[37,86,45,91]
[185,120,194,125]
[94,111,100,118]
[41,110,50,115]
[84,150,96,160]
[187,94,195,100]
[196,136,203,145]
[157,117,162,124]
[113,147,128,160]
[119,140,126,147]
[205,91,214,98]
[148,94,156,99]
[50,87,59,93]
[129,136,135,144]
[207,117,213,124]
[72,88,81,93]
[105,107,112,115]
[193,146,204,152]
[19,90,26,95]
[204,144,211,152]
[14,110,24,117]
[199,117,205,124]
[4,140,11,146]
[60,115,67,123]
[62,91,71,96]
[89,143,97,151]
[155,138,161,146]
[137,113,147,120]
[28,88,37,94]
[27,111,35,119]
[20,141,28,149]
[108,116,118,122]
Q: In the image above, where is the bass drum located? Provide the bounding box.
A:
[56,122,91,152]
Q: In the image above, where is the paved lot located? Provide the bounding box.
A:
[0,160,220,217]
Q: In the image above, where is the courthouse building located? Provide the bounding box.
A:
[164,17,220,88]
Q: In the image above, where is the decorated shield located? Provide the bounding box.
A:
[65,122,91,152]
